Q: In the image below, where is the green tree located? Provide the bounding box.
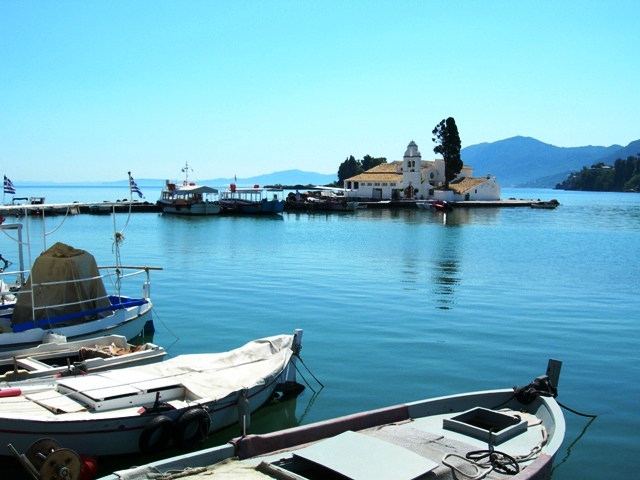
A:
[361,155,387,171]
[556,155,640,192]
[337,155,362,185]
[432,117,462,190]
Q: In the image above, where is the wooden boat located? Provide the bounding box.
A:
[3,330,304,461]
[157,163,221,215]
[220,184,285,214]
[99,359,565,480]
[0,210,161,352]
[0,334,165,383]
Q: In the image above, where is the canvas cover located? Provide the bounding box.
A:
[135,334,294,399]
[12,242,110,326]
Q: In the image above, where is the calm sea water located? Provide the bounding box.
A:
[2,186,639,479]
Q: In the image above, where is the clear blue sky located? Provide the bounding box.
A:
[2,1,638,183]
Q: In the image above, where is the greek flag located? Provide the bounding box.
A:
[4,175,16,195]
[128,172,144,199]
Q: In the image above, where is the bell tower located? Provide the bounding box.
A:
[402,140,423,198]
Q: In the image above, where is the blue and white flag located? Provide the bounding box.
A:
[128,172,144,199]
[3,175,16,195]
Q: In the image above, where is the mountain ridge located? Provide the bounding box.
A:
[460,136,625,187]
[13,138,640,189]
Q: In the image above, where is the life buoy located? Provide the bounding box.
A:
[138,415,174,453]
[172,408,210,450]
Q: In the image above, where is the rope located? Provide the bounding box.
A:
[557,400,598,418]
[294,353,324,388]
[149,305,181,351]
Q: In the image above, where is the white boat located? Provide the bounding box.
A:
[99,359,565,480]
[0,208,161,352]
[0,334,165,383]
[157,162,222,215]
[3,331,304,462]
[220,185,285,214]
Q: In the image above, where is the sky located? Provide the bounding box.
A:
[1,1,639,183]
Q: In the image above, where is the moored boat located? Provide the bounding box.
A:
[0,334,166,384]
[416,199,452,212]
[220,184,285,214]
[99,359,565,480]
[157,162,222,215]
[2,330,304,461]
[0,198,161,351]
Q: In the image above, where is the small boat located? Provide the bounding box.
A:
[416,200,453,212]
[220,184,285,214]
[531,200,560,209]
[0,213,160,352]
[0,334,165,383]
[2,330,304,460]
[99,359,565,480]
[158,162,222,215]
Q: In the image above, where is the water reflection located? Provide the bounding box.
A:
[431,221,462,309]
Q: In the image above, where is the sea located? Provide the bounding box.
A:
[2,185,639,480]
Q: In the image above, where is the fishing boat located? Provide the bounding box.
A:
[99,359,565,480]
[0,200,161,352]
[3,330,304,463]
[0,334,165,384]
[219,184,285,214]
[157,162,222,215]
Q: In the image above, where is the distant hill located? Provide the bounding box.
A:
[16,169,337,188]
[204,169,337,187]
[461,136,623,188]
[15,139,640,190]
[595,139,640,165]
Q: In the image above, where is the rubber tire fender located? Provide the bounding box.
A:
[138,415,174,453]
[172,408,211,450]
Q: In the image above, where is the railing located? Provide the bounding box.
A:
[0,265,162,332]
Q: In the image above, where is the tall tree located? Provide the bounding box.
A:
[432,117,462,190]
[337,155,362,185]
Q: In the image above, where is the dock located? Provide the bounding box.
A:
[0,198,544,218]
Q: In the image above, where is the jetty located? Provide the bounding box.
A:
[0,198,549,218]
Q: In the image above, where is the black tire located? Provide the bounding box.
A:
[138,415,174,453]
[172,408,211,450]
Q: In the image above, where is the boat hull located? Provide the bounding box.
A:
[220,200,285,214]
[160,201,222,215]
[1,332,303,458]
[0,298,152,352]
[96,379,565,480]
[0,374,280,457]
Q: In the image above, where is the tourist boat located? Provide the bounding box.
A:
[98,359,565,480]
[0,334,165,383]
[157,163,222,215]
[3,331,304,461]
[219,184,285,214]
[0,208,160,352]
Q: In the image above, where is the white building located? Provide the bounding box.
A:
[343,140,500,201]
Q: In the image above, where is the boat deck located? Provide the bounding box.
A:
[121,408,549,480]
